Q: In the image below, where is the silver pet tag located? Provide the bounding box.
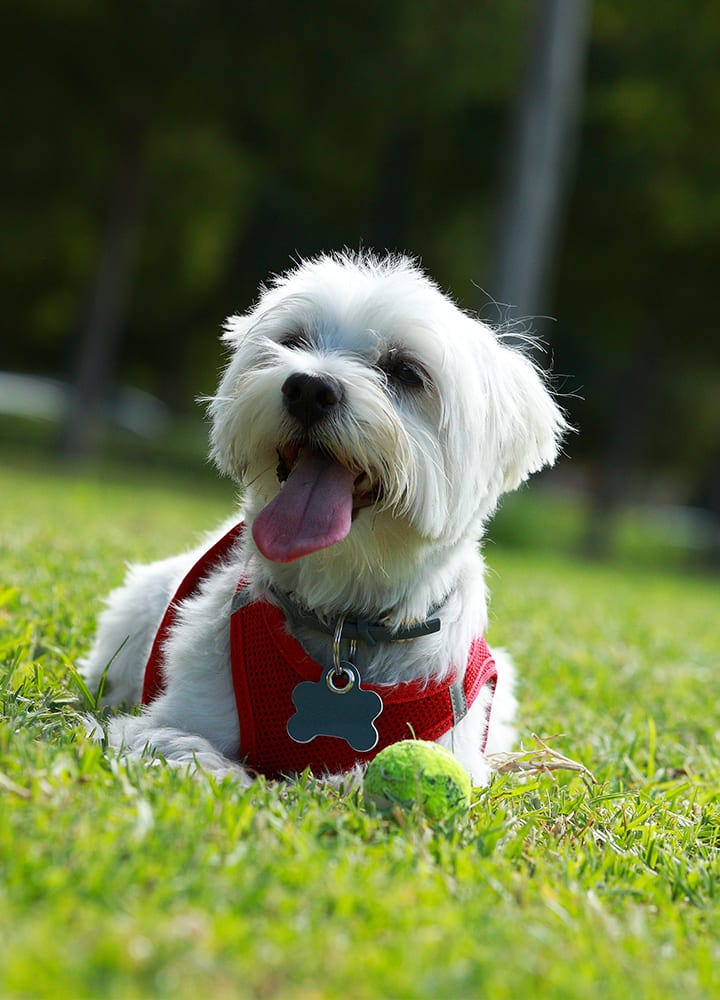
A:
[287,616,384,752]
[287,662,383,752]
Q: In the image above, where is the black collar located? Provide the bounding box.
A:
[268,585,442,646]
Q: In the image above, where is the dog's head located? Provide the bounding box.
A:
[210,252,566,575]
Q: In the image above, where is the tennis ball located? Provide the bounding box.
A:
[363,740,471,820]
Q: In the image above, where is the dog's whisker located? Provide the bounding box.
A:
[243,464,275,490]
[198,393,235,405]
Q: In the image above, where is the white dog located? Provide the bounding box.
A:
[81,252,566,787]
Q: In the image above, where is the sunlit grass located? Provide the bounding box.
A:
[2,457,719,999]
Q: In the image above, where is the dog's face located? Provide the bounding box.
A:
[210,253,565,576]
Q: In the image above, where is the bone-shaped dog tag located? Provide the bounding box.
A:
[287,663,383,753]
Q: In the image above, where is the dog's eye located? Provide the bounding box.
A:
[278,332,310,350]
[381,355,425,389]
[393,361,423,386]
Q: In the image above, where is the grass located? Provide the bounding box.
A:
[1,457,719,999]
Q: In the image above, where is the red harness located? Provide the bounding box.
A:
[141,523,497,779]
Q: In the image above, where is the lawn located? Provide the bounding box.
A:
[1,458,719,999]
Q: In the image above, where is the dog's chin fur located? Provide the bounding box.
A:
[80,251,567,786]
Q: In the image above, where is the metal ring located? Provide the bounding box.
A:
[326,664,355,695]
[332,614,347,673]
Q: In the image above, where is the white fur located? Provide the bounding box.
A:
[81,251,566,786]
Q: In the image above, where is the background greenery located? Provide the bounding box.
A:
[1,463,719,999]
[2,0,720,552]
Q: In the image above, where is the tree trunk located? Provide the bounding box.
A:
[61,120,146,460]
[490,0,591,332]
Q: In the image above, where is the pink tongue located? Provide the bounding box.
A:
[252,451,355,562]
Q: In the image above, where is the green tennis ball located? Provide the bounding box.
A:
[363,740,472,820]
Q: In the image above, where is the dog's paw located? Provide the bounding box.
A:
[106,717,254,787]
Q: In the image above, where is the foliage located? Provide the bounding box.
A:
[4,0,719,492]
[2,1,527,398]
[2,462,719,998]
[554,0,720,481]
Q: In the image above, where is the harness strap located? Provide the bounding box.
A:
[141,522,246,704]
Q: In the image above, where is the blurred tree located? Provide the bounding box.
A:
[491,0,591,325]
[1,0,718,530]
[552,0,720,548]
[2,0,528,421]
[62,119,147,458]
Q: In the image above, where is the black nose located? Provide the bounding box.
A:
[281,372,344,428]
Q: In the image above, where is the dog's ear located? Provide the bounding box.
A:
[490,343,568,492]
